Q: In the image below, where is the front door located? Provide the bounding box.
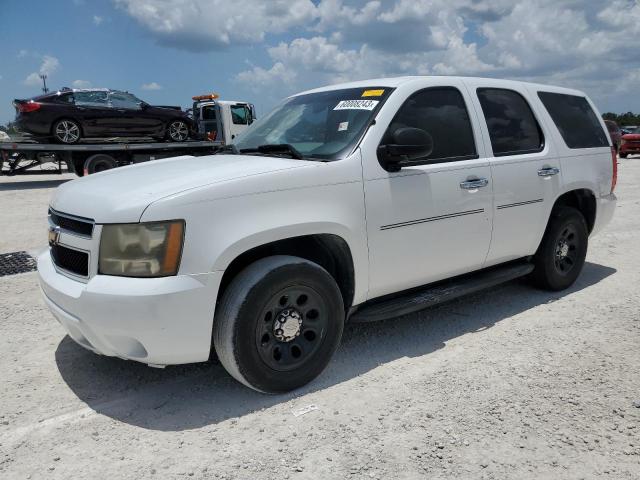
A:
[362,84,494,299]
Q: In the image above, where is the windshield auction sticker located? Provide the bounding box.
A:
[362,89,385,97]
[334,99,379,111]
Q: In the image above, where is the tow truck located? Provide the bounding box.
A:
[0,93,256,176]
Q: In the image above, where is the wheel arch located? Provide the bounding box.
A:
[216,233,356,313]
[551,188,597,233]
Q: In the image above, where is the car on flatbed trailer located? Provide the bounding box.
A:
[37,76,617,393]
[1,94,255,176]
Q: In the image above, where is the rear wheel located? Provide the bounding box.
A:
[84,154,117,175]
[531,206,588,291]
[620,152,628,158]
[166,120,190,142]
[213,256,344,393]
[53,119,81,144]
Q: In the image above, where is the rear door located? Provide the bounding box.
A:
[464,81,561,266]
[362,82,494,299]
[72,91,110,135]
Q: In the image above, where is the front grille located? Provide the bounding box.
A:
[49,209,94,237]
[51,244,89,277]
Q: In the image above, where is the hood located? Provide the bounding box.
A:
[622,133,640,140]
[51,155,310,223]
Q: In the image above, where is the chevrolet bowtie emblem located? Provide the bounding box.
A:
[48,226,61,246]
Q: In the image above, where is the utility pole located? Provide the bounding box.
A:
[39,74,48,94]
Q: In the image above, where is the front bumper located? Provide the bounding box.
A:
[620,143,640,155]
[38,251,223,365]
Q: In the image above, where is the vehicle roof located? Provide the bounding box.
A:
[295,75,586,98]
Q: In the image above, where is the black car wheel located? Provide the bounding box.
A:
[531,206,588,291]
[213,255,345,393]
[53,119,81,144]
[167,120,189,142]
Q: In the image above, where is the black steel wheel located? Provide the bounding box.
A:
[53,119,81,144]
[167,120,189,142]
[531,206,588,291]
[214,255,344,393]
[255,285,329,372]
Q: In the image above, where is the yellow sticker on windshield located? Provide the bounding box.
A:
[362,89,384,97]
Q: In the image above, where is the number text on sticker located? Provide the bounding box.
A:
[334,100,379,111]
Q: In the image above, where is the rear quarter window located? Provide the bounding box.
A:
[538,92,608,149]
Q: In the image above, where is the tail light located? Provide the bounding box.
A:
[15,101,41,113]
[611,146,617,193]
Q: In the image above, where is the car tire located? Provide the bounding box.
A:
[52,119,82,144]
[213,255,345,393]
[84,154,118,175]
[166,120,190,142]
[620,153,628,158]
[531,206,588,291]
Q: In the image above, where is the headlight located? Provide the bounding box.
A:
[99,220,185,277]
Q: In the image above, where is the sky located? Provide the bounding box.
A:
[1,0,639,124]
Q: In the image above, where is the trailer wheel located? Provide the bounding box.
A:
[84,154,117,175]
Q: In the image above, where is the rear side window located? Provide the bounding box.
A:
[74,91,108,107]
[382,87,477,162]
[477,88,544,156]
[538,92,608,149]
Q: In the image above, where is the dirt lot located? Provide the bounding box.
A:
[1,161,639,480]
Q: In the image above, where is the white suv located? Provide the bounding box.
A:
[38,76,617,393]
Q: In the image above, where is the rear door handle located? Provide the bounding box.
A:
[538,167,560,177]
[460,178,489,190]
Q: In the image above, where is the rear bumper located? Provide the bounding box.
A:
[15,116,51,136]
[591,193,616,237]
[38,251,223,365]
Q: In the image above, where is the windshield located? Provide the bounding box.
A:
[233,87,393,160]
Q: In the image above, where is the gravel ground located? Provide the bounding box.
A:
[1,160,639,479]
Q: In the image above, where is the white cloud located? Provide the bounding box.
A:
[72,79,92,88]
[23,55,60,87]
[93,15,103,26]
[114,0,317,51]
[141,82,162,90]
[24,73,42,87]
[17,49,28,58]
[118,0,640,112]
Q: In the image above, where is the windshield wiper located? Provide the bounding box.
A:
[240,143,304,160]
[214,144,240,155]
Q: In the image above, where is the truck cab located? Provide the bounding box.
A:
[192,94,256,143]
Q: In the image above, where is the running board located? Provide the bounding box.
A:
[349,261,534,323]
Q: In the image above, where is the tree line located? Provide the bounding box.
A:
[602,112,640,126]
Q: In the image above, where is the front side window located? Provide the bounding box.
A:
[233,87,393,160]
[230,105,249,125]
[538,92,608,149]
[74,91,108,107]
[380,87,477,162]
[109,91,143,110]
[477,88,544,156]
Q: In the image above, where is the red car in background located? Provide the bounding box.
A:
[605,120,621,152]
[620,126,640,158]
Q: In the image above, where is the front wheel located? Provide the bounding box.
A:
[53,119,81,144]
[213,256,345,393]
[531,206,588,291]
[166,120,190,142]
[620,152,628,158]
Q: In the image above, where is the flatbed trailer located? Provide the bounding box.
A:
[0,138,223,176]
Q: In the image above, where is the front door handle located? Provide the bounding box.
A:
[538,167,560,177]
[460,178,489,190]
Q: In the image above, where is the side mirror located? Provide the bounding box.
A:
[377,127,434,172]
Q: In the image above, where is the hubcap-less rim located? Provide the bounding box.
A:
[55,121,80,143]
[169,121,189,141]
[255,286,327,372]
[554,224,578,274]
